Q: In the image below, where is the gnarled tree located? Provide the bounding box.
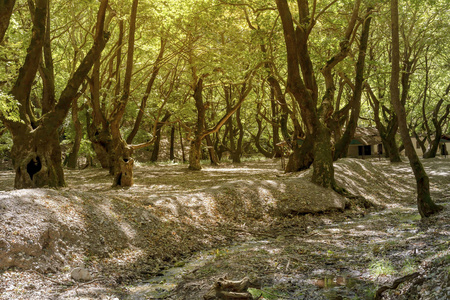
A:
[1,0,109,188]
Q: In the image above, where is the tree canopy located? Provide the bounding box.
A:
[0,0,448,215]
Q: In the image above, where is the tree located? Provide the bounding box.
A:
[276,0,365,188]
[390,0,441,217]
[0,0,109,188]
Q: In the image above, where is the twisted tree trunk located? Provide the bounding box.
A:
[2,0,108,188]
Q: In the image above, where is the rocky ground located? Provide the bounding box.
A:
[0,157,449,299]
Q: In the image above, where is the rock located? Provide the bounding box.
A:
[71,267,93,281]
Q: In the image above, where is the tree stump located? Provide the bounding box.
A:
[113,157,134,187]
[203,277,253,300]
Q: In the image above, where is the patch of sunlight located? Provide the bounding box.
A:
[203,167,275,174]
[111,248,145,267]
[369,258,395,277]
[428,170,450,177]
[98,202,137,240]
[348,230,389,238]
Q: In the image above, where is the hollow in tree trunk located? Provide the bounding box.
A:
[12,128,64,189]
[110,134,134,187]
[113,157,134,187]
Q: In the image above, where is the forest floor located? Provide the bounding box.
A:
[0,157,449,299]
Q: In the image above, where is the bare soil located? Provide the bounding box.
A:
[0,157,449,299]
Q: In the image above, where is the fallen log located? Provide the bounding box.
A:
[203,277,253,300]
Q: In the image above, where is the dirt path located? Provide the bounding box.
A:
[0,157,449,299]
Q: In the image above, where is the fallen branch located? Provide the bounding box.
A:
[31,270,73,286]
[203,277,253,300]
[374,272,420,300]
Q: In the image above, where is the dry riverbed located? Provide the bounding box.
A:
[0,157,449,299]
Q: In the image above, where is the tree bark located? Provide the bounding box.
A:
[390,0,441,218]
[188,77,207,170]
[0,0,16,44]
[66,100,84,169]
[205,135,219,165]
[423,84,450,158]
[334,9,372,160]
[179,123,186,162]
[270,88,282,158]
[169,126,175,160]
[285,134,314,172]
[254,116,274,158]
[150,111,171,162]
[188,138,203,170]
[366,84,402,162]
[230,106,244,163]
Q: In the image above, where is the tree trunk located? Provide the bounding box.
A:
[89,127,113,169]
[270,88,282,158]
[179,123,186,162]
[334,9,372,160]
[205,135,219,165]
[312,123,336,188]
[286,134,314,172]
[383,127,401,162]
[126,38,166,144]
[230,106,244,163]
[66,100,83,169]
[188,77,207,170]
[188,138,202,170]
[276,0,343,189]
[169,126,175,160]
[390,0,441,218]
[0,0,16,44]
[254,117,274,158]
[150,111,171,162]
[150,132,162,162]
[366,84,402,162]
[12,129,64,189]
[113,157,134,187]
[110,134,134,186]
[423,86,450,158]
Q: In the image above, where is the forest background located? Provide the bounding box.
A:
[0,0,449,208]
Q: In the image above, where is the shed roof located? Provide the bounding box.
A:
[350,127,382,146]
[440,134,450,143]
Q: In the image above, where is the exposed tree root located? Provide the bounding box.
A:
[374,272,420,300]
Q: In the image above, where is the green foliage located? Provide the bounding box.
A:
[369,258,396,276]
[248,287,287,299]
[0,130,12,157]
[401,258,419,275]
[0,92,21,122]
